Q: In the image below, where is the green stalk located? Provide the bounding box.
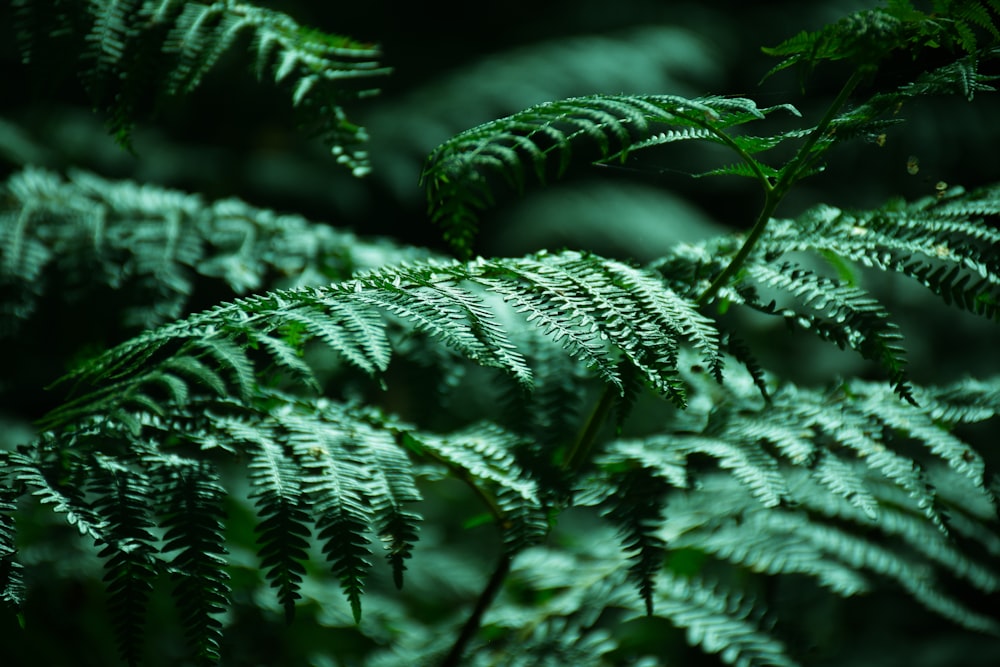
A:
[564,69,867,472]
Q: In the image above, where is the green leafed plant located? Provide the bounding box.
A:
[2,1,1000,666]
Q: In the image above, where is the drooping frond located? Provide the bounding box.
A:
[744,262,913,401]
[422,94,798,257]
[153,455,230,666]
[3,448,106,540]
[0,167,432,336]
[0,487,24,615]
[247,438,311,622]
[11,0,388,167]
[89,455,159,667]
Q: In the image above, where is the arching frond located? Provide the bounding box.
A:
[41,250,727,431]
[759,195,1000,322]
[422,94,797,257]
[762,1,1000,81]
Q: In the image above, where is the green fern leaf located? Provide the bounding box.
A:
[282,412,373,623]
[739,262,913,402]
[154,455,230,666]
[423,94,794,257]
[248,438,311,622]
[89,455,159,667]
[648,571,799,667]
[5,449,106,540]
[0,487,25,613]
[356,428,422,589]
[406,423,548,554]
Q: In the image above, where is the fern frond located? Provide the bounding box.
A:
[601,468,670,615]
[0,167,432,336]
[4,449,106,540]
[406,422,548,555]
[759,196,1000,322]
[357,428,423,589]
[42,250,726,433]
[762,2,1000,83]
[89,455,159,667]
[423,94,796,257]
[247,437,311,622]
[153,455,230,666]
[737,262,913,401]
[13,1,388,167]
[0,487,25,614]
[281,412,374,623]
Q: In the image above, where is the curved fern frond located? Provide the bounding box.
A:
[759,195,1000,322]
[762,1,1000,82]
[422,94,797,257]
[3,448,106,540]
[42,250,726,432]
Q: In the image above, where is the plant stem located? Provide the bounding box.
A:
[440,554,512,667]
[564,69,868,470]
[563,385,616,470]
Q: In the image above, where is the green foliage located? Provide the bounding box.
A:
[10,0,389,170]
[2,1,1000,666]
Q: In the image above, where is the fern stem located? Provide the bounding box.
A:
[695,68,867,307]
[565,70,869,468]
[563,386,617,470]
[776,67,869,190]
[441,554,512,667]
